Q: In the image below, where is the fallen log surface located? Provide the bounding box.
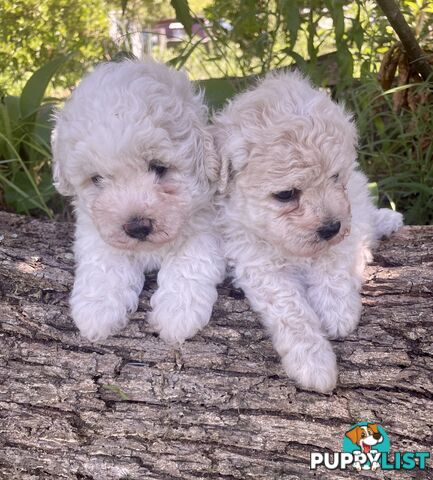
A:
[0,211,432,480]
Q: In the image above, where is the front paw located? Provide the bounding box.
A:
[322,299,362,340]
[280,338,338,393]
[149,290,214,345]
[147,310,197,345]
[71,293,137,342]
[312,292,362,340]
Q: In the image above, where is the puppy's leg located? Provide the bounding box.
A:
[148,232,225,344]
[71,220,145,341]
[237,270,337,393]
[307,208,403,340]
[306,254,363,340]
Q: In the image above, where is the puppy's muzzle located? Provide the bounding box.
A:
[123,217,153,240]
[317,220,341,241]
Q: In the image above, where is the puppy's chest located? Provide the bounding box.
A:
[281,257,313,282]
[137,251,164,272]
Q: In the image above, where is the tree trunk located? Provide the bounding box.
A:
[1,211,432,479]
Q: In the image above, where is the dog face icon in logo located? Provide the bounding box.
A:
[343,422,390,472]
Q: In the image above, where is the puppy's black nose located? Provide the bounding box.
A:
[123,217,152,240]
[317,220,341,240]
[373,433,382,440]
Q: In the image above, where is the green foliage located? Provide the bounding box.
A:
[0,0,115,95]
[0,56,70,216]
[168,0,373,88]
[169,0,431,86]
[170,0,193,36]
[347,78,433,225]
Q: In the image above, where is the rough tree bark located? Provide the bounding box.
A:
[0,211,432,480]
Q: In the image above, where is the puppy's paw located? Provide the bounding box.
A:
[375,208,403,238]
[281,338,337,393]
[147,310,201,345]
[308,285,362,340]
[149,292,212,345]
[72,302,129,341]
[321,296,362,340]
[71,289,138,341]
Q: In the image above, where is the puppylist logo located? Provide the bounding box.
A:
[310,422,430,472]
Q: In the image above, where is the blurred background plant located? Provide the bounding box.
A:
[0,0,431,223]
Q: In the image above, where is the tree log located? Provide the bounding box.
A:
[0,211,432,480]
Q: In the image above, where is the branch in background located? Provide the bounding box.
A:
[376,0,432,81]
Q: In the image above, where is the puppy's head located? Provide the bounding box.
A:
[213,70,358,257]
[52,59,217,251]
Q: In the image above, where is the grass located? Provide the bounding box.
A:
[347,77,433,225]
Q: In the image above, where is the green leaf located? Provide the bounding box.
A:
[170,0,193,37]
[282,50,308,73]
[19,54,70,120]
[333,2,345,43]
[196,78,238,111]
[336,44,353,84]
[1,171,51,215]
[4,96,20,126]
[0,102,13,158]
[281,0,300,48]
[31,103,55,151]
[351,17,364,51]
[368,182,379,206]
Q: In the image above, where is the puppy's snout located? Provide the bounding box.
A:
[373,433,382,441]
[123,217,153,240]
[317,220,341,240]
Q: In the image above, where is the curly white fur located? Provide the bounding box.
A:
[212,71,403,393]
[52,59,225,343]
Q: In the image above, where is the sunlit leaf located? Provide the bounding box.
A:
[20,55,70,120]
[170,0,193,37]
[281,0,300,48]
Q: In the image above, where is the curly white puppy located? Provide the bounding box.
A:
[52,59,225,343]
[212,71,403,393]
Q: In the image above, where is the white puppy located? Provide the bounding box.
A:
[212,71,403,393]
[52,59,225,343]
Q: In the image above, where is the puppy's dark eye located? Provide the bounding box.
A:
[91,175,103,186]
[272,189,300,202]
[331,173,339,181]
[149,163,168,177]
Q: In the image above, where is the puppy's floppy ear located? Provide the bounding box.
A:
[345,426,362,445]
[211,115,248,195]
[51,126,75,196]
[199,125,220,184]
[368,424,379,434]
[212,124,231,194]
